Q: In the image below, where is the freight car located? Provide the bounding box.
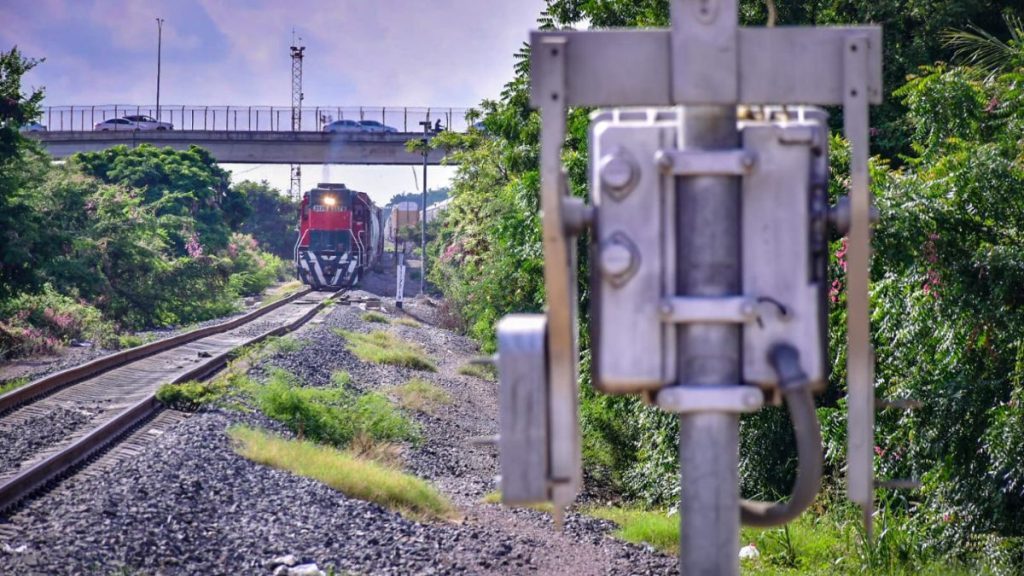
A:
[295,183,383,289]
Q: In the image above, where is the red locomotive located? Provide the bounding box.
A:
[295,183,383,289]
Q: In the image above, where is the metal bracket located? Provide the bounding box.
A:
[655,149,755,175]
[656,385,764,414]
[659,296,756,323]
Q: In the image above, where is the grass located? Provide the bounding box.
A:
[582,504,1007,575]
[361,311,390,324]
[265,335,306,354]
[263,280,304,304]
[482,490,554,514]
[585,506,679,555]
[392,378,451,414]
[228,425,456,521]
[394,317,421,328]
[0,376,30,396]
[256,368,420,447]
[116,334,147,349]
[457,362,497,381]
[333,329,436,371]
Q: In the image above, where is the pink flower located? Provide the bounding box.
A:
[185,233,204,258]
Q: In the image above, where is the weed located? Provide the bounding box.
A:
[0,377,30,396]
[229,425,455,521]
[156,378,231,411]
[361,311,390,324]
[392,378,452,414]
[265,335,305,355]
[482,491,554,514]
[331,370,351,386]
[394,317,421,328]
[117,334,146,349]
[263,280,304,305]
[457,362,496,381]
[333,329,436,371]
[256,368,419,446]
[585,505,678,555]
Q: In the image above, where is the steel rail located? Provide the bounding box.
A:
[0,287,313,415]
[0,288,338,512]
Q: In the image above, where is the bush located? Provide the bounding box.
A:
[156,379,228,411]
[0,285,116,359]
[256,368,419,446]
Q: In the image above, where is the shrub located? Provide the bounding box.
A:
[156,379,229,411]
[333,329,436,371]
[0,285,116,359]
[256,368,419,446]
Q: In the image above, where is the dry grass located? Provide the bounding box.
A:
[361,311,390,324]
[394,317,421,328]
[392,378,452,414]
[481,490,554,513]
[333,329,436,371]
[228,425,455,522]
[457,362,497,381]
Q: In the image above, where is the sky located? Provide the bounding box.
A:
[0,0,548,205]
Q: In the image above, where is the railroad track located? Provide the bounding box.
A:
[0,287,342,513]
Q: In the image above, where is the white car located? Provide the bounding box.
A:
[18,121,47,133]
[323,119,362,133]
[122,115,173,130]
[357,120,397,133]
[94,118,141,131]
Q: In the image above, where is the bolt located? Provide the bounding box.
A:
[655,150,673,172]
[740,300,756,318]
[600,242,634,279]
[601,154,635,191]
[659,302,674,317]
[741,153,755,170]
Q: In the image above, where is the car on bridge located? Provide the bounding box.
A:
[356,120,397,133]
[123,115,173,130]
[323,119,362,133]
[18,121,47,133]
[94,118,139,131]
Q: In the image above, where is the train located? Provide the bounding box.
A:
[295,183,384,289]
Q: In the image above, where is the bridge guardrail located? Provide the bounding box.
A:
[41,105,472,133]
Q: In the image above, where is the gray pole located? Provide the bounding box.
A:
[156,18,164,121]
[677,105,741,575]
[418,120,431,295]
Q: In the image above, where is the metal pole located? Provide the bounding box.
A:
[156,18,164,121]
[677,105,741,576]
[421,123,429,294]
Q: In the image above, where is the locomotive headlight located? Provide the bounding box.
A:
[323,195,337,206]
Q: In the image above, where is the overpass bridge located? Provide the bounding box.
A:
[25,105,471,165]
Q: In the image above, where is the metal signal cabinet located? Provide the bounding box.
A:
[589,108,830,399]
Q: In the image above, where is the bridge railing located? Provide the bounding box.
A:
[41,105,473,133]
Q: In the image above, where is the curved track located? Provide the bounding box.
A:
[0,288,339,512]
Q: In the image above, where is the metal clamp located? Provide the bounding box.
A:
[656,385,764,414]
[655,149,755,175]
[659,296,757,323]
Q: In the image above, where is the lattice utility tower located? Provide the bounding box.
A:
[289,33,305,200]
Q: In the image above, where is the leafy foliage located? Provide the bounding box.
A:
[233,180,298,259]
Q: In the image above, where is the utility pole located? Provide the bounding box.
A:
[418,119,432,295]
[290,32,305,200]
[155,18,164,122]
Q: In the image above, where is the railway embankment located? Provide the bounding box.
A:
[0,271,676,575]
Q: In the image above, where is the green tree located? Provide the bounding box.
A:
[74,144,250,254]
[234,180,298,259]
[0,47,47,298]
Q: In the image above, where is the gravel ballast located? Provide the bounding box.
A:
[0,272,676,575]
